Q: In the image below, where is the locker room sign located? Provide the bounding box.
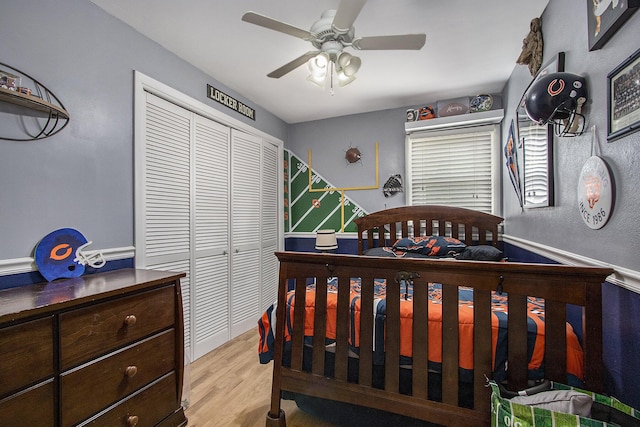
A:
[207,84,255,120]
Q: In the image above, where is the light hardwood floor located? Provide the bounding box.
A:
[183,330,338,427]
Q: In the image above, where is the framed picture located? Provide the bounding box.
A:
[607,47,640,142]
[587,0,640,51]
[516,52,564,208]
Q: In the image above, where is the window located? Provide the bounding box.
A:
[406,123,501,214]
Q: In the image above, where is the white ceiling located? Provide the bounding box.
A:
[91,0,549,124]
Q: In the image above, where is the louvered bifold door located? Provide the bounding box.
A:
[138,92,193,354]
[230,130,262,338]
[193,114,231,359]
[261,141,279,312]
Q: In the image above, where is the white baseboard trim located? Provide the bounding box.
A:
[0,246,135,277]
[503,234,640,294]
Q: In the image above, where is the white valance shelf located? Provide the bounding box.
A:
[405,109,504,134]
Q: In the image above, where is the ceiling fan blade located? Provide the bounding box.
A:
[332,0,367,33]
[352,34,426,50]
[242,11,313,40]
[267,51,319,78]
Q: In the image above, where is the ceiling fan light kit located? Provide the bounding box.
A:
[307,51,361,94]
[337,52,361,79]
[242,0,426,94]
[307,52,330,87]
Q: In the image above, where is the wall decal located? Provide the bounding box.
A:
[307,143,378,232]
[345,146,362,163]
[284,149,367,234]
[383,174,403,197]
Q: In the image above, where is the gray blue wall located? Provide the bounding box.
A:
[0,0,287,261]
[502,2,640,407]
[287,108,409,214]
[289,2,640,276]
[503,0,640,272]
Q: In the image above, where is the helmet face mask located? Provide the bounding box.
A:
[524,72,588,136]
[553,106,586,137]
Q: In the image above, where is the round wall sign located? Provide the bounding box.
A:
[577,156,614,229]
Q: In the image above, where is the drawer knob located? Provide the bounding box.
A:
[127,415,139,427]
[125,365,138,378]
[124,315,137,327]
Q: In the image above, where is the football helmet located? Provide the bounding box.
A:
[419,106,436,120]
[35,228,105,282]
[524,72,588,136]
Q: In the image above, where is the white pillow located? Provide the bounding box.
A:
[511,390,593,417]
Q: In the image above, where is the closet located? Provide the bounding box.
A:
[135,89,281,362]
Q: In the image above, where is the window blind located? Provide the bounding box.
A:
[407,124,499,214]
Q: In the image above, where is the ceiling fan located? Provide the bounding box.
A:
[241,0,426,90]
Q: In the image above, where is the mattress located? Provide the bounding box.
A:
[258,276,584,383]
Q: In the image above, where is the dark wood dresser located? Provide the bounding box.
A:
[0,268,187,427]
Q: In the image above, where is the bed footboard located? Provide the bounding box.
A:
[266,251,612,427]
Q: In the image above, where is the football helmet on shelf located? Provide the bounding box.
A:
[524,72,588,136]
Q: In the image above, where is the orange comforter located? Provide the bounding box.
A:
[258,278,584,381]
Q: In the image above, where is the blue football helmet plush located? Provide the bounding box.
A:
[35,228,105,282]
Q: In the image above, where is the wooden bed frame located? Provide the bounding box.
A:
[266,206,613,426]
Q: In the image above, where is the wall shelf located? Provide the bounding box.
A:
[405,109,504,134]
[0,62,70,141]
[0,87,69,119]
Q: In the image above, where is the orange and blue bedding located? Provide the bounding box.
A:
[258,277,584,382]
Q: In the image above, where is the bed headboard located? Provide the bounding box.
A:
[355,205,503,255]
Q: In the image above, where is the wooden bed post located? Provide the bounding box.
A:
[265,261,289,427]
[265,410,285,427]
[582,278,604,393]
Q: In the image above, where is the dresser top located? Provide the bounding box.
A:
[0,268,185,324]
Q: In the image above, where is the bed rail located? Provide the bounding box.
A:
[266,251,612,427]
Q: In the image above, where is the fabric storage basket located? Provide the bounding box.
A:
[489,381,640,427]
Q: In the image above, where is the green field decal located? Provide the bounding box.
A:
[285,149,367,233]
[284,150,290,233]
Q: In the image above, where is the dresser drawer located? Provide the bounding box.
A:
[0,316,54,397]
[80,372,180,427]
[61,329,176,427]
[60,285,175,369]
[0,380,55,427]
